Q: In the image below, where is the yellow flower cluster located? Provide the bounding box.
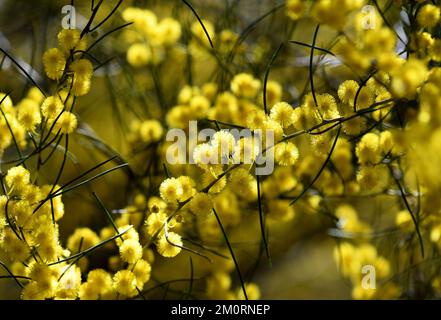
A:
[3,0,441,301]
[334,242,399,299]
[122,7,182,67]
[44,29,93,97]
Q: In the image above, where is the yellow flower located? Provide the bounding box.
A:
[159,178,184,202]
[417,4,440,28]
[211,130,236,158]
[274,142,299,166]
[189,95,210,118]
[191,19,214,46]
[119,239,143,264]
[189,192,213,215]
[70,59,93,80]
[17,99,41,131]
[67,227,100,252]
[42,48,66,80]
[5,165,30,189]
[286,0,305,20]
[230,73,260,98]
[236,283,261,300]
[138,119,163,143]
[145,212,167,236]
[317,94,339,119]
[177,176,196,201]
[270,102,295,128]
[113,270,138,297]
[338,80,358,106]
[355,133,380,165]
[156,232,182,258]
[264,81,282,107]
[127,43,151,67]
[131,259,152,287]
[41,96,64,119]
[54,111,77,134]
[22,282,46,300]
[79,282,100,300]
[58,29,86,52]
[158,18,182,46]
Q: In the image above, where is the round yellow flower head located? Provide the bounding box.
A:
[338,80,359,106]
[29,263,58,298]
[333,242,355,277]
[356,165,388,190]
[119,239,143,264]
[55,111,77,134]
[189,95,210,118]
[355,133,380,165]
[41,96,64,119]
[286,0,305,21]
[237,283,261,300]
[189,192,212,215]
[363,28,396,55]
[202,82,218,101]
[379,130,394,154]
[70,59,93,81]
[156,231,182,258]
[71,77,91,96]
[5,166,30,192]
[17,99,42,131]
[191,19,215,46]
[57,29,86,52]
[352,284,376,300]
[354,86,375,110]
[264,81,282,107]
[27,87,45,104]
[10,200,32,226]
[177,176,196,201]
[270,102,295,128]
[317,94,339,119]
[395,210,412,230]
[391,58,428,98]
[87,269,113,295]
[145,211,167,236]
[56,265,82,299]
[127,43,151,67]
[274,142,299,166]
[377,53,404,74]
[113,270,138,297]
[207,272,232,296]
[115,225,139,245]
[312,0,347,30]
[79,282,100,300]
[67,227,100,252]
[417,4,440,28]
[230,73,260,98]
[267,200,295,222]
[211,130,236,157]
[193,143,217,170]
[42,48,66,80]
[159,177,184,202]
[131,259,152,286]
[22,282,46,300]
[158,18,182,46]
[138,119,163,143]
